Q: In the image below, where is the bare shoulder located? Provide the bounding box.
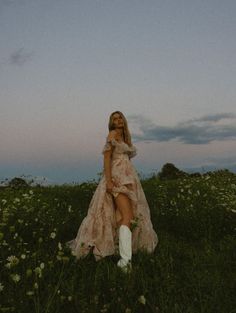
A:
[103,130,116,157]
[107,130,117,141]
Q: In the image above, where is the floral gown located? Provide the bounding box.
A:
[66,136,159,261]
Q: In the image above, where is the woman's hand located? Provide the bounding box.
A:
[106,179,117,194]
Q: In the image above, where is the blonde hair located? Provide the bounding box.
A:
[108,111,132,147]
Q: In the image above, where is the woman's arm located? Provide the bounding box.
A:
[103,152,112,182]
[103,130,116,182]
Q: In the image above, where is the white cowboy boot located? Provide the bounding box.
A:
[117,224,132,273]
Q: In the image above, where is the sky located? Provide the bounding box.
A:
[0,0,236,185]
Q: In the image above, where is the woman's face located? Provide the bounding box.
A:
[112,113,124,128]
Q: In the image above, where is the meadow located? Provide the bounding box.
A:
[0,170,235,313]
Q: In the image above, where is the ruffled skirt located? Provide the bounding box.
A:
[66,164,159,261]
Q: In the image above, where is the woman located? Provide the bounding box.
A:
[66,111,158,273]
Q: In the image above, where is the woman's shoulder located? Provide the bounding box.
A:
[102,131,117,155]
[106,130,118,141]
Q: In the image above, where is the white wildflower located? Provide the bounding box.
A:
[138,295,146,305]
[34,267,42,278]
[40,262,45,269]
[26,291,34,296]
[50,232,56,239]
[10,273,21,283]
[6,255,19,267]
[0,282,4,292]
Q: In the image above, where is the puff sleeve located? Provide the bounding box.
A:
[102,137,116,155]
[127,145,137,159]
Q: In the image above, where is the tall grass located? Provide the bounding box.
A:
[0,171,235,312]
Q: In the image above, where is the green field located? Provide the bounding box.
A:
[0,170,235,313]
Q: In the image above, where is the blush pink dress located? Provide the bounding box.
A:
[66,137,159,261]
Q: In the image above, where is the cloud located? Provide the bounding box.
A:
[0,0,21,15]
[188,113,234,123]
[0,0,14,8]
[9,47,34,66]
[128,113,236,145]
[1,0,16,3]
[205,155,236,164]
[0,0,26,8]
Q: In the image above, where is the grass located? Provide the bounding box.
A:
[0,170,235,313]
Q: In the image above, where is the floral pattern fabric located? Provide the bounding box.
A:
[66,137,159,261]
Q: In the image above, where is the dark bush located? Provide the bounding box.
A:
[8,177,30,188]
[158,163,189,180]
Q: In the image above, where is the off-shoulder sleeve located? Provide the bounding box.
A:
[102,138,116,155]
[128,145,137,159]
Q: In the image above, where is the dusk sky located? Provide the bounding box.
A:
[1,0,236,185]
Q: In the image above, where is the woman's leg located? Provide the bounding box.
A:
[114,192,134,229]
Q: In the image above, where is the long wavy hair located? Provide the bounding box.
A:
[108,111,132,147]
